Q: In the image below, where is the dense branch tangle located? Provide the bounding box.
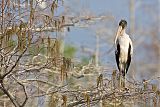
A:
[20,70,160,107]
[0,0,71,106]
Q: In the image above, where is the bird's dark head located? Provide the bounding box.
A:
[115,19,127,37]
[119,20,127,29]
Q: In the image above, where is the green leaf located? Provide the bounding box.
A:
[64,44,77,58]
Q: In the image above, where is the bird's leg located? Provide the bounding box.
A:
[122,71,126,88]
[118,73,125,90]
[121,76,125,88]
[118,72,122,90]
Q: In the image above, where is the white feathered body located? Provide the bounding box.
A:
[117,34,132,62]
[115,33,133,76]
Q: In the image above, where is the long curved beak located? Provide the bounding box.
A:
[114,26,122,44]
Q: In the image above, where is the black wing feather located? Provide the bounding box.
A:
[125,43,131,73]
[115,43,120,71]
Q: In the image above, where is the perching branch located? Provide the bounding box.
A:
[11,76,28,107]
[2,46,27,79]
[0,82,20,107]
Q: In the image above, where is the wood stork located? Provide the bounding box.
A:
[114,20,133,86]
